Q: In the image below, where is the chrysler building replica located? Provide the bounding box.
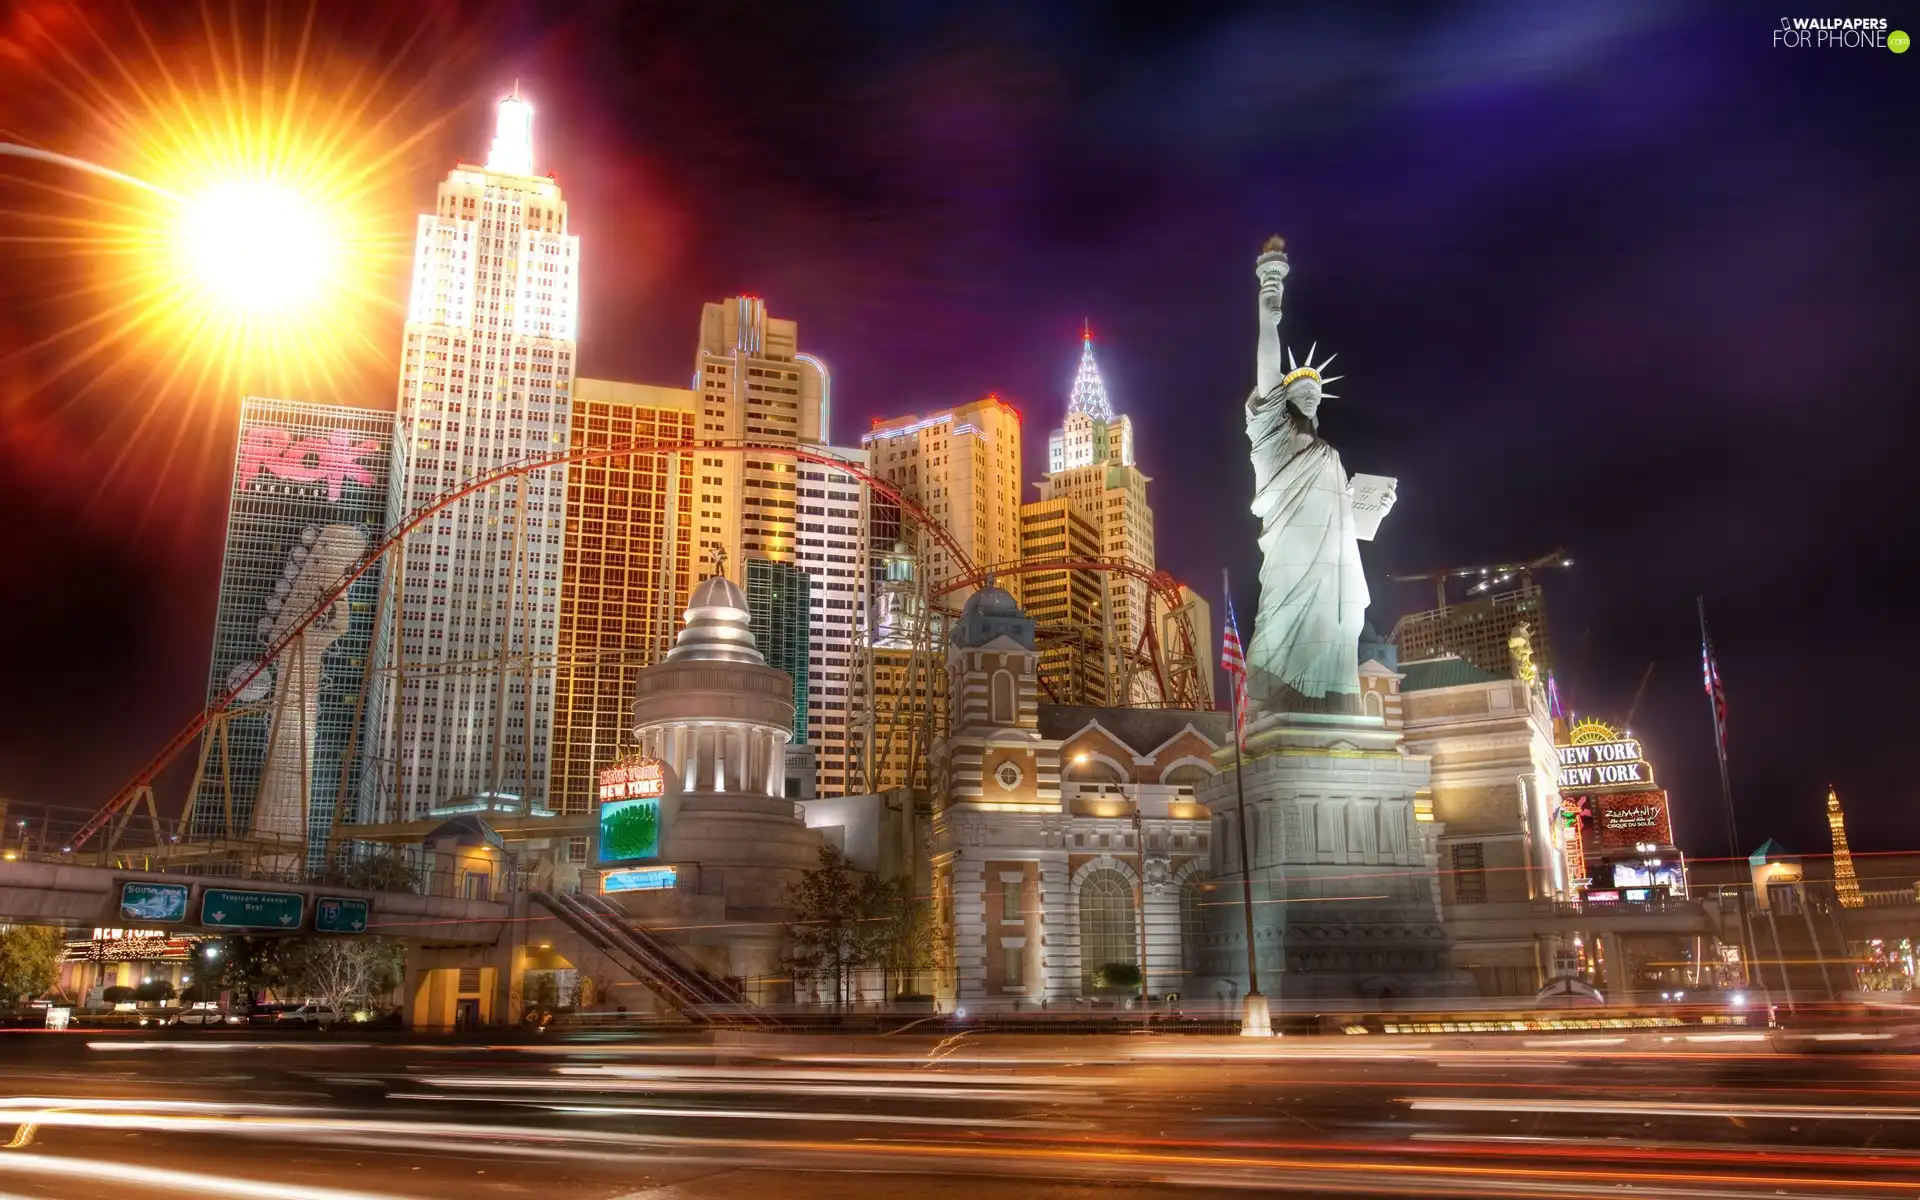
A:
[1024,328,1157,703]
[364,90,580,820]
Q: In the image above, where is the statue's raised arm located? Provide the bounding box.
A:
[1254,236,1289,402]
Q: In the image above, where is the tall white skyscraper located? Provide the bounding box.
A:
[363,90,580,821]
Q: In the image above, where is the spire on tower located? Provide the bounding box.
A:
[1068,328,1114,421]
[486,87,535,177]
[1827,785,1863,908]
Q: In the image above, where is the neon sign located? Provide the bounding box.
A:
[603,866,677,893]
[599,758,665,803]
[239,426,379,502]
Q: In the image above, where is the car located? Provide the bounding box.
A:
[273,1003,342,1028]
[171,1006,244,1027]
[246,1003,292,1026]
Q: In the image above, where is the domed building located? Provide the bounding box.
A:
[598,570,825,993]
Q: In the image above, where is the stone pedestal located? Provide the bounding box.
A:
[1193,711,1474,1008]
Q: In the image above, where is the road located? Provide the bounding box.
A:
[5,1029,1920,1198]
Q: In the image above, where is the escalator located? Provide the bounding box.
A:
[530,890,776,1027]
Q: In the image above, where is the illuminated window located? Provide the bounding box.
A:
[1078,869,1136,992]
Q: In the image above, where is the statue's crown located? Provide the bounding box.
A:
[1280,344,1342,397]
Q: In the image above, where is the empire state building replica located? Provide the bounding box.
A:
[363,91,581,821]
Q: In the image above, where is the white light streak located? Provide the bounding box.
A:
[0,1151,412,1200]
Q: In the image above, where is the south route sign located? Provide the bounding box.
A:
[200,888,305,930]
[314,896,370,934]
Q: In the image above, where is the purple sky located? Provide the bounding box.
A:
[1,1,1916,861]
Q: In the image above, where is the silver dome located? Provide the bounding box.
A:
[665,574,765,664]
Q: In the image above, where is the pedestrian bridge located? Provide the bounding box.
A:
[0,858,508,945]
[1446,896,1731,942]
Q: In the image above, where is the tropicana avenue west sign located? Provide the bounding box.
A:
[1556,738,1655,791]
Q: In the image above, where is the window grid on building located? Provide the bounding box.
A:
[550,398,696,815]
[1078,869,1137,991]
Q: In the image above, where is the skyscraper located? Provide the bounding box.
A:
[1030,331,1158,702]
[363,90,580,821]
[1016,495,1110,704]
[1390,585,1556,681]
[747,559,813,743]
[548,378,698,815]
[687,297,866,795]
[189,397,391,863]
[862,394,1024,598]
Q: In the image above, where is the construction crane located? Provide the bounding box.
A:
[1388,547,1573,613]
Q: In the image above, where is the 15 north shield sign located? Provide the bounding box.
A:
[200,888,305,930]
[314,896,370,934]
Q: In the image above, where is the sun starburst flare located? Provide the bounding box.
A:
[0,0,492,534]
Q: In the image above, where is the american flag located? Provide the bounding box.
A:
[1221,587,1249,749]
[1702,633,1728,759]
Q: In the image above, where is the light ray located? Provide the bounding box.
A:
[0,0,492,541]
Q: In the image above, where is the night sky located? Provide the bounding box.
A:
[1,2,1915,862]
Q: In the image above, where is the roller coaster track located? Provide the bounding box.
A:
[70,439,973,852]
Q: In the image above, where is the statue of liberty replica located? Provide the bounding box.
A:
[1193,238,1471,1029]
[1243,236,1387,711]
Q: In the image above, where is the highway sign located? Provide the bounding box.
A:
[200,888,305,930]
[118,881,190,923]
[314,896,370,934]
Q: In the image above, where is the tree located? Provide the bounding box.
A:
[318,846,420,894]
[101,985,136,1006]
[785,846,943,1007]
[270,937,404,1012]
[1093,962,1142,994]
[134,977,176,1004]
[0,925,61,1004]
[204,937,283,1005]
[863,876,943,999]
[522,971,560,1017]
[784,844,866,1008]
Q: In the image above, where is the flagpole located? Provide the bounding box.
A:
[1225,569,1268,1036]
[1698,596,1768,1012]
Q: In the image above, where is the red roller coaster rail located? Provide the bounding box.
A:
[69,439,973,852]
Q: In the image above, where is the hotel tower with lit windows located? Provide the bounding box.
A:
[361,91,580,822]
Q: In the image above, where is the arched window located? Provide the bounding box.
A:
[990,670,1015,724]
[1364,691,1384,718]
[1078,869,1137,993]
[1163,762,1211,787]
[1066,755,1124,784]
[1180,875,1211,975]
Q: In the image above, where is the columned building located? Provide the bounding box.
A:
[928,585,1214,1010]
[365,90,579,822]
